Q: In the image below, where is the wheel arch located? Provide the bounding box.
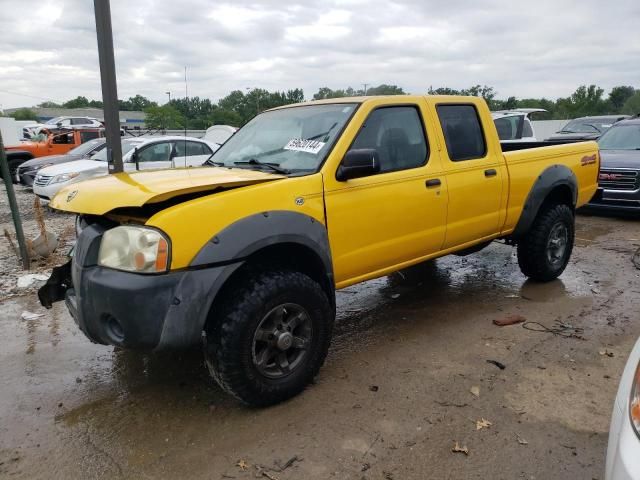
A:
[190,211,336,332]
[510,165,577,239]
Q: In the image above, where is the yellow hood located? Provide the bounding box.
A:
[50,167,283,215]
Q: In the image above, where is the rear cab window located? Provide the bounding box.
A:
[436,104,487,161]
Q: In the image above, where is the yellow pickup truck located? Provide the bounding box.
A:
[40,95,599,406]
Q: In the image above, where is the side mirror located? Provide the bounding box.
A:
[336,149,380,181]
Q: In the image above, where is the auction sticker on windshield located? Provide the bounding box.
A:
[284,139,326,154]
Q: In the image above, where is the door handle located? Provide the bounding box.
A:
[484,169,497,177]
[425,178,441,188]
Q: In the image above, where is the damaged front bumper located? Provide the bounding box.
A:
[39,222,238,350]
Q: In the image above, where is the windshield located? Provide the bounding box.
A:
[560,118,616,134]
[92,140,142,161]
[45,117,63,125]
[209,103,358,174]
[598,125,640,150]
[68,139,104,156]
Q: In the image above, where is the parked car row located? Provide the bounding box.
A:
[546,115,631,142]
[32,136,219,200]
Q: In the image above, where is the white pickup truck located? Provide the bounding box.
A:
[492,108,546,143]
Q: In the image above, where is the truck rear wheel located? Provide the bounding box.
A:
[517,203,574,282]
[204,270,334,406]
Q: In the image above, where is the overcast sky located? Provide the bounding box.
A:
[0,0,638,109]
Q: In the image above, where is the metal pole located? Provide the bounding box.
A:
[0,132,30,270]
[94,0,123,173]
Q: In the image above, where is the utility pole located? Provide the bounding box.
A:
[166,91,171,103]
[0,132,30,269]
[93,0,123,174]
[363,83,369,96]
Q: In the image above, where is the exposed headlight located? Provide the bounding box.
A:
[630,361,640,438]
[50,172,80,184]
[98,226,170,273]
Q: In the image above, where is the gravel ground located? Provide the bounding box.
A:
[0,183,75,300]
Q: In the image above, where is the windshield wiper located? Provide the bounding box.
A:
[204,158,224,166]
[307,122,338,141]
[234,158,290,174]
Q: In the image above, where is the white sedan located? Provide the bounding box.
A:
[33,136,219,201]
[605,336,640,479]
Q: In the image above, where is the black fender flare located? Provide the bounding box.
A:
[190,210,333,277]
[511,164,577,238]
[156,211,335,348]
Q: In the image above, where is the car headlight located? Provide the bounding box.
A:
[630,361,640,438]
[98,226,170,273]
[50,172,80,184]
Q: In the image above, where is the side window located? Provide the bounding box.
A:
[71,118,87,125]
[80,131,100,142]
[436,104,487,161]
[350,106,428,173]
[52,133,74,144]
[186,141,210,155]
[137,142,171,162]
[494,117,517,140]
[522,119,533,138]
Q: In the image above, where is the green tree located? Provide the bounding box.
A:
[208,108,242,127]
[622,92,640,115]
[38,101,61,108]
[608,86,636,111]
[143,105,184,129]
[88,99,104,108]
[62,96,90,108]
[119,95,156,111]
[365,84,405,95]
[427,86,461,95]
[10,108,38,121]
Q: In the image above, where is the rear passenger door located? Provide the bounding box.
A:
[172,140,213,167]
[434,104,506,249]
[132,141,173,170]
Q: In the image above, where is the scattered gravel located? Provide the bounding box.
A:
[0,183,75,300]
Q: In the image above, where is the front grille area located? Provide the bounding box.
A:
[34,174,53,187]
[599,168,639,191]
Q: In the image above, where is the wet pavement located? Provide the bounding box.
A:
[1,213,640,479]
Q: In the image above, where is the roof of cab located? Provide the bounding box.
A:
[267,94,484,111]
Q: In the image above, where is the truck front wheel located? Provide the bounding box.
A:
[517,203,574,282]
[204,270,334,406]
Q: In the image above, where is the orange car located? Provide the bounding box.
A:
[5,128,104,181]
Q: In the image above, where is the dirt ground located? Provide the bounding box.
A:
[1,184,640,480]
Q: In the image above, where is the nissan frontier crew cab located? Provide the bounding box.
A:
[39,95,599,406]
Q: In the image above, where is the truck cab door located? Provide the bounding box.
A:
[433,103,506,249]
[323,102,447,286]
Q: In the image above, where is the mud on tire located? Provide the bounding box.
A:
[203,270,334,406]
[517,203,575,282]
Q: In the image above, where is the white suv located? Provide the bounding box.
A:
[44,116,103,128]
[33,136,219,201]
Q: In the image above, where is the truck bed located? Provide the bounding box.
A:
[501,140,600,234]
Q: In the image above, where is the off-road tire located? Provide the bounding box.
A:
[203,270,334,406]
[517,203,574,282]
